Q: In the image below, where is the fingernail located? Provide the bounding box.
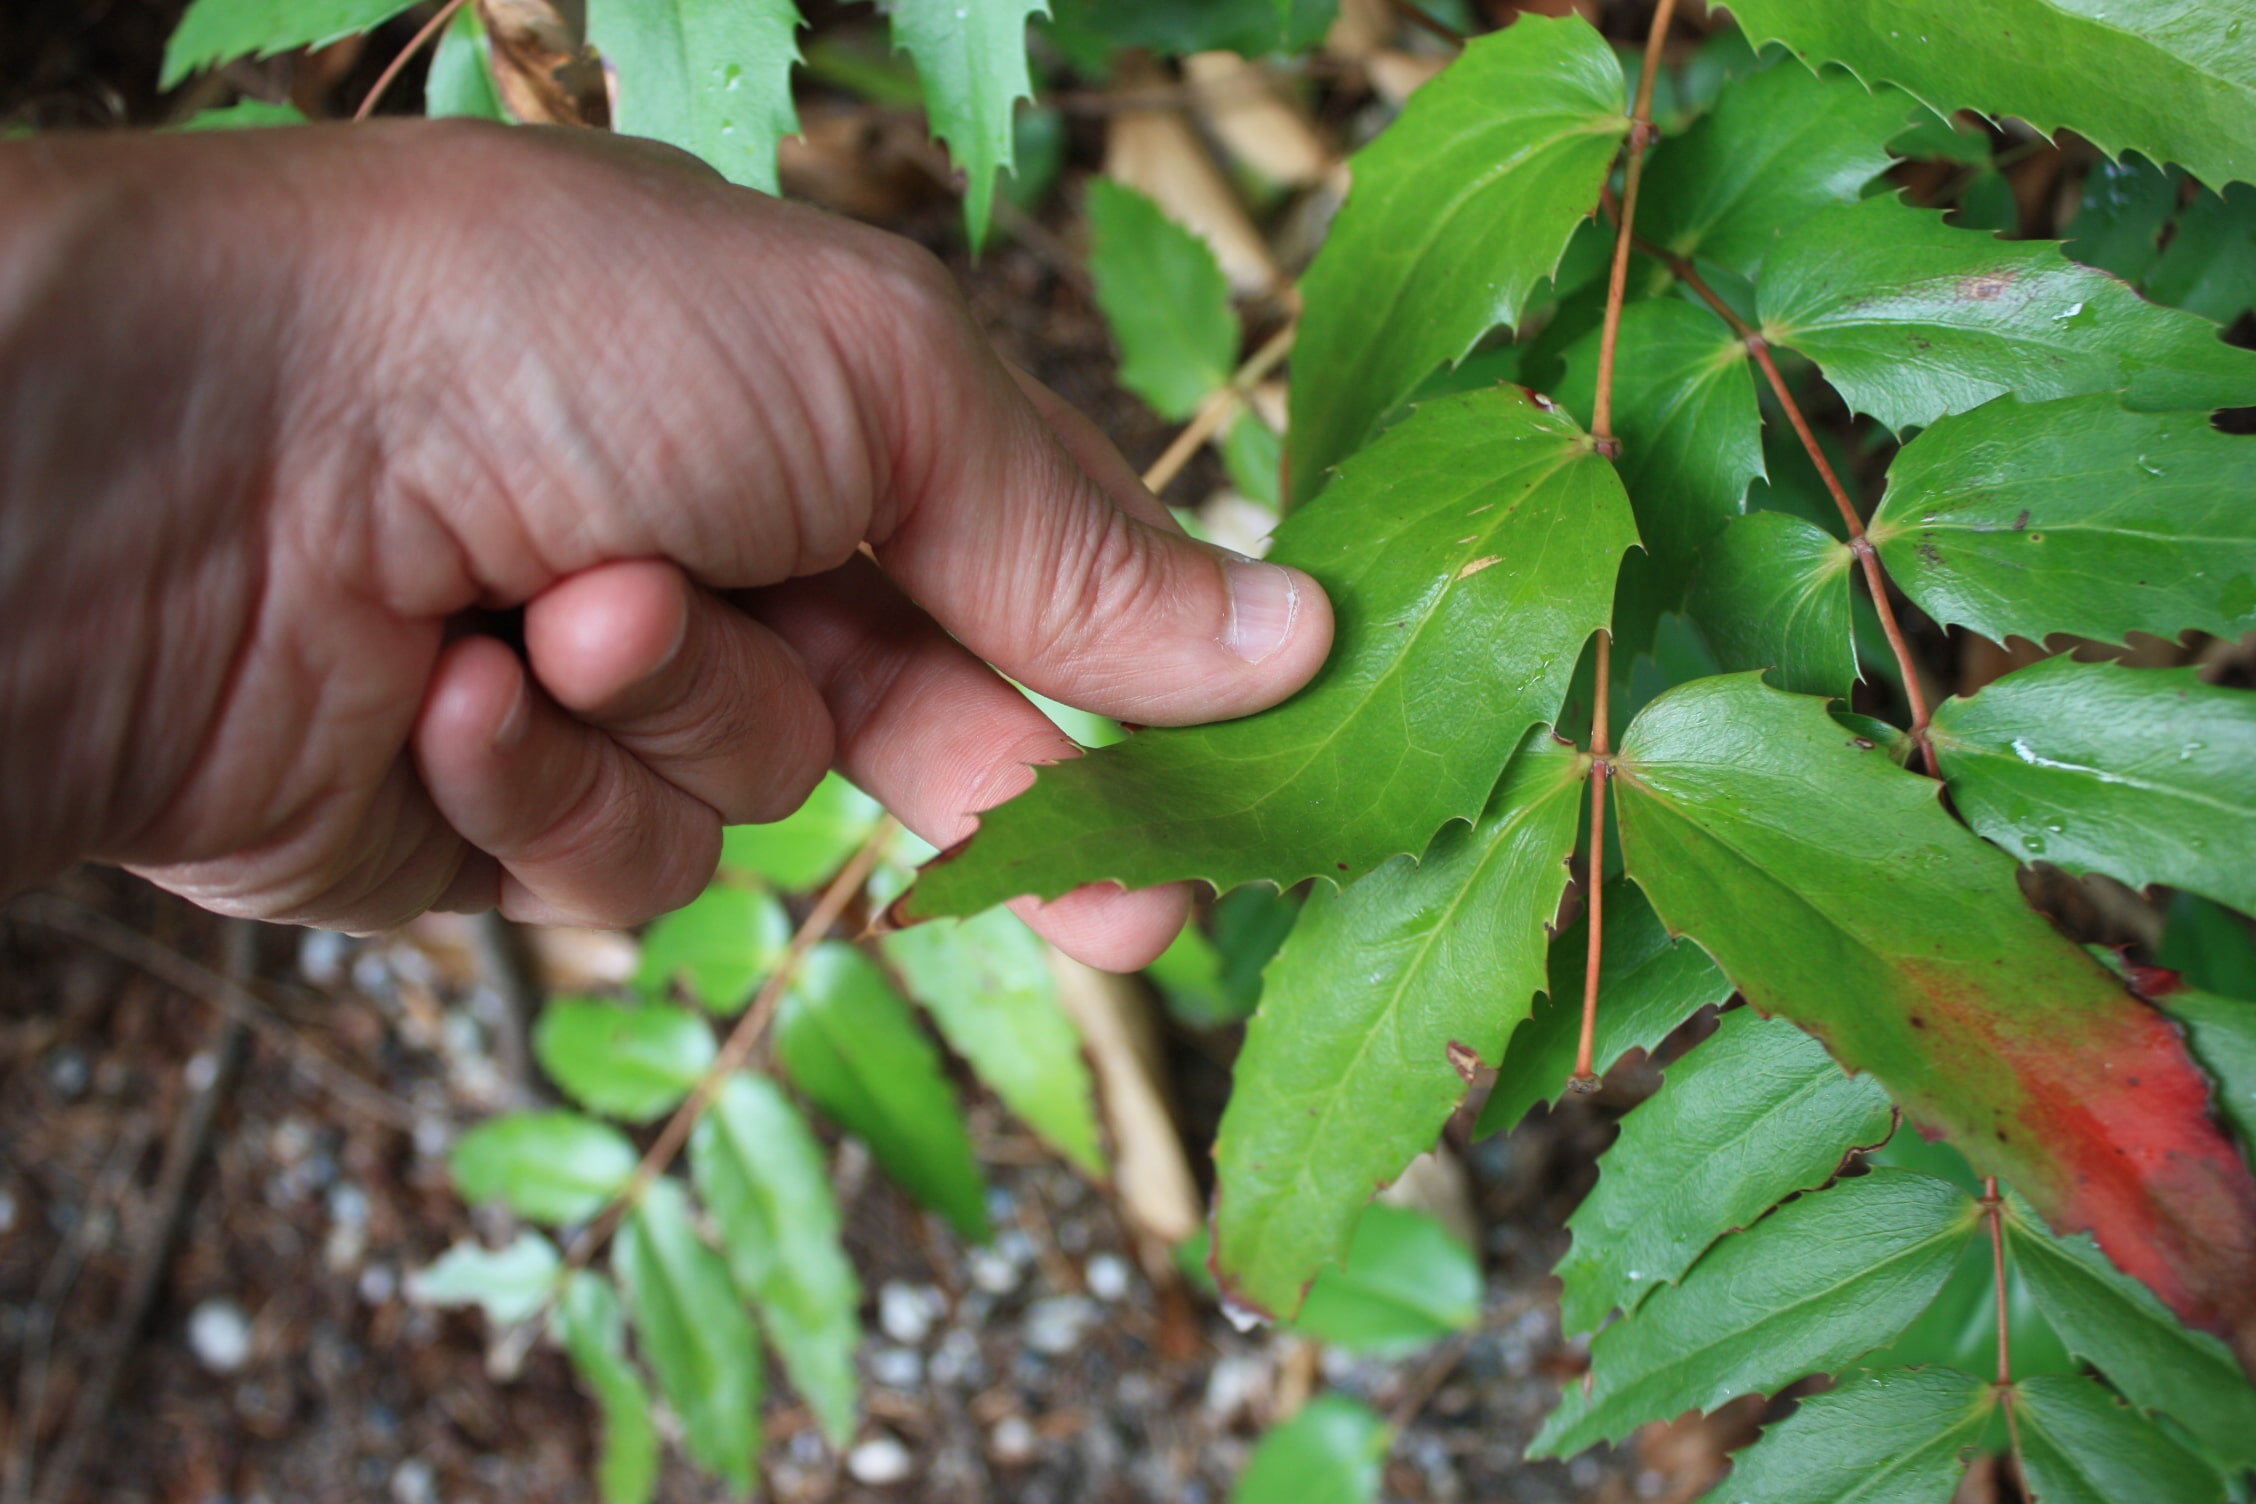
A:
[492,671,533,754]
[1222,557,1302,665]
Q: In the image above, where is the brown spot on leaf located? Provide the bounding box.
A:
[1958,271,2017,301]
[1457,555,1503,580]
[1446,1040,1482,1085]
[2015,509,2031,530]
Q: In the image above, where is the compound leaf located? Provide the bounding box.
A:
[533,998,715,1124]
[1871,394,2256,649]
[775,942,990,1242]
[1686,510,1859,699]
[1558,1007,1895,1335]
[690,1073,861,1447]
[1212,736,1584,1319]
[1759,197,2256,432]
[559,1273,660,1504]
[586,0,801,194]
[614,1179,762,1491]
[449,1111,637,1227]
[909,386,1634,917]
[1719,0,2256,190]
[2014,1372,2226,1504]
[1229,1394,1389,1504]
[1291,1204,1481,1358]
[1640,59,1916,278]
[1087,179,1236,421]
[1286,16,1626,498]
[637,885,790,1015]
[1929,658,2256,914]
[1476,877,1734,1139]
[1532,1169,1981,1457]
[1614,675,2256,1358]
[1701,1365,1995,1504]
[882,907,1105,1176]
[887,0,1043,249]
[162,0,414,87]
[405,1231,561,1326]
[720,772,884,891]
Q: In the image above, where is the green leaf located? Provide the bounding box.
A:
[2065,156,2181,284]
[1285,16,1627,499]
[405,1232,561,1325]
[1870,394,2256,649]
[425,1,507,122]
[1228,1395,1390,1504]
[2159,892,2256,1002]
[2014,1372,2227,1504]
[1086,179,1236,422]
[585,0,801,195]
[2154,982,2256,1154]
[1221,411,1284,509]
[559,1273,660,1504]
[1532,1169,1981,1457]
[1929,658,2256,914]
[1864,1235,2077,1380]
[887,0,1042,249]
[1044,0,1333,62]
[637,884,790,1014]
[1639,59,1915,277]
[882,907,1105,1176]
[691,1073,861,1446]
[1613,675,2256,1352]
[909,386,1635,916]
[163,0,414,87]
[533,998,715,1124]
[1556,297,1765,583]
[1758,197,2256,432]
[613,1179,763,1491]
[1292,1205,1481,1358]
[775,942,990,1241]
[721,772,884,891]
[169,99,309,130]
[1150,886,1302,1029]
[1212,737,1585,1319]
[1558,1007,1895,1335]
[1685,510,1859,699]
[1701,1365,1995,1504]
[1477,877,1734,1139]
[1719,0,2256,191]
[449,1111,638,1227]
[2006,1191,2256,1469]
[2147,183,2256,326]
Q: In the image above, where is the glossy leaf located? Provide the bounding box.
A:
[1759,197,2256,432]
[775,942,990,1242]
[1557,297,1765,582]
[162,0,414,87]
[1640,59,1915,277]
[1871,394,2256,648]
[2159,892,2256,1002]
[636,884,790,1015]
[690,1073,860,1446]
[533,998,715,1124]
[1686,510,1859,699]
[405,1232,561,1325]
[614,1179,762,1490]
[910,386,1635,917]
[882,907,1105,1175]
[1929,658,2256,914]
[1286,17,1627,498]
[559,1273,660,1504]
[720,772,883,891]
[1720,0,2256,190]
[1532,1169,1980,1457]
[2005,1191,2256,1469]
[2152,982,2256,1154]
[1212,737,1585,1319]
[1477,878,1733,1138]
[1615,675,2256,1357]
[449,1111,637,1227]
[586,0,800,194]
[1086,179,1236,421]
[425,2,507,122]
[1292,1205,1482,1358]
[1558,1007,1895,1335]
[2014,1373,2226,1504]
[2065,156,2180,285]
[1228,1395,1389,1504]
[888,0,1043,249]
[2147,183,2256,325]
[1702,1365,1995,1504]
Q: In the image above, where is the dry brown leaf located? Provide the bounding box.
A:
[1181,52,1334,187]
[1367,48,1450,107]
[1103,65,1282,297]
[1375,1147,1481,1251]
[477,0,603,126]
[1326,0,1395,60]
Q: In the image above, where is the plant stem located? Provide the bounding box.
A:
[1141,320,1297,497]
[1385,0,1469,47]
[1570,632,1611,1092]
[561,818,898,1272]
[1985,1176,2027,1475]
[1591,0,1679,447]
[354,0,472,122]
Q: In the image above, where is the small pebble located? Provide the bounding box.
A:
[847,1436,913,1486]
[183,1051,220,1093]
[870,1346,923,1388]
[1085,1251,1131,1302]
[189,1298,254,1374]
[990,1415,1037,1465]
[0,1187,16,1234]
[877,1281,942,1345]
[389,1458,438,1504]
[1022,1294,1097,1357]
[46,1048,89,1101]
[358,1265,398,1305]
[966,1247,1021,1296]
[298,929,351,988]
[928,1327,983,1386]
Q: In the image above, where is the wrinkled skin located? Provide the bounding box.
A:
[0,121,1331,969]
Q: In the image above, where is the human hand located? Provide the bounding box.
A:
[0,122,1330,969]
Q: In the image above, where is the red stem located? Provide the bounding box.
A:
[353,0,472,123]
[1986,1177,2027,1474]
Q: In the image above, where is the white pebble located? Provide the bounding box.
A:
[1085,1251,1131,1302]
[188,1298,253,1374]
[389,1457,438,1504]
[877,1281,938,1345]
[1022,1295,1098,1357]
[967,1247,1021,1295]
[847,1435,913,1485]
[990,1415,1037,1465]
[869,1346,923,1388]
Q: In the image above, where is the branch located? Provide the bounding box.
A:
[1985,1176,2029,1480]
[354,0,472,122]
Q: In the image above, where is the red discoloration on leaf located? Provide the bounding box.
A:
[2127,963,2187,999]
